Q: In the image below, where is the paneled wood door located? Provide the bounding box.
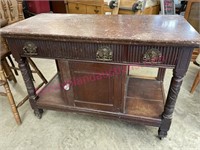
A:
[58,60,126,112]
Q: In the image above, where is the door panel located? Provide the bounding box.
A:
[57,60,126,112]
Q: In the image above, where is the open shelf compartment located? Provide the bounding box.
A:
[125,77,165,119]
[37,74,165,126]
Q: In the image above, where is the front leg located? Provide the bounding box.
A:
[34,109,44,119]
[158,75,183,139]
[18,58,43,119]
[158,48,193,139]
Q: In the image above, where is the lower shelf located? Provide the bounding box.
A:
[125,77,165,119]
[37,74,165,126]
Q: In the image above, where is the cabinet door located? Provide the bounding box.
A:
[86,6,101,14]
[58,60,126,112]
[68,3,87,14]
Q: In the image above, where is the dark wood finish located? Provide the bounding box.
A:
[57,60,74,106]
[125,77,164,119]
[37,74,162,126]
[59,61,126,112]
[1,14,200,138]
[158,48,193,139]
[156,68,166,81]
[18,58,43,118]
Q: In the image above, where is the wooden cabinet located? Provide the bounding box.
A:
[65,0,103,14]
[2,14,200,139]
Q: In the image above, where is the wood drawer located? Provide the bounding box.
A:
[86,6,101,14]
[7,38,181,67]
[8,39,125,62]
[68,3,86,14]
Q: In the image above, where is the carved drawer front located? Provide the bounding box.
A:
[8,38,180,66]
[57,60,126,112]
[127,45,181,66]
[8,39,125,62]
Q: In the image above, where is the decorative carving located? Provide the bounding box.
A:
[143,49,162,63]
[23,42,38,55]
[96,46,113,61]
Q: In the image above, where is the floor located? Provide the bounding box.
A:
[0,59,199,150]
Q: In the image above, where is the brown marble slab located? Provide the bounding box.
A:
[1,14,200,47]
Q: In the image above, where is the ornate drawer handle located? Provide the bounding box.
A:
[143,49,162,63]
[23,42,38,56]
[96,46,113,62]
[75,6,79,10]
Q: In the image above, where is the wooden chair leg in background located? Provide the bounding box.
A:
[1,58,17,83]
[0,64,21,125]
[190,71,200,93]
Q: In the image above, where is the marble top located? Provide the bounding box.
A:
[1,14,200,47]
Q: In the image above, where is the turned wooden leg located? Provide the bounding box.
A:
[156,68,166,81]
[0,64,21,125]
[18,58,43,119]
[190,71,200,93]
[158,75,183,139]
[158,48,193,139]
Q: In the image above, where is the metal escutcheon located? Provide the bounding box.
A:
[142,49,162,63]
[23,42,38,55]
[96,46,113,62]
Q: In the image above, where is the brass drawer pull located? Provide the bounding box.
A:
[75,6,79,10]
[143,49,162,63]
[96,46,113,61]
[23,42,38,56]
